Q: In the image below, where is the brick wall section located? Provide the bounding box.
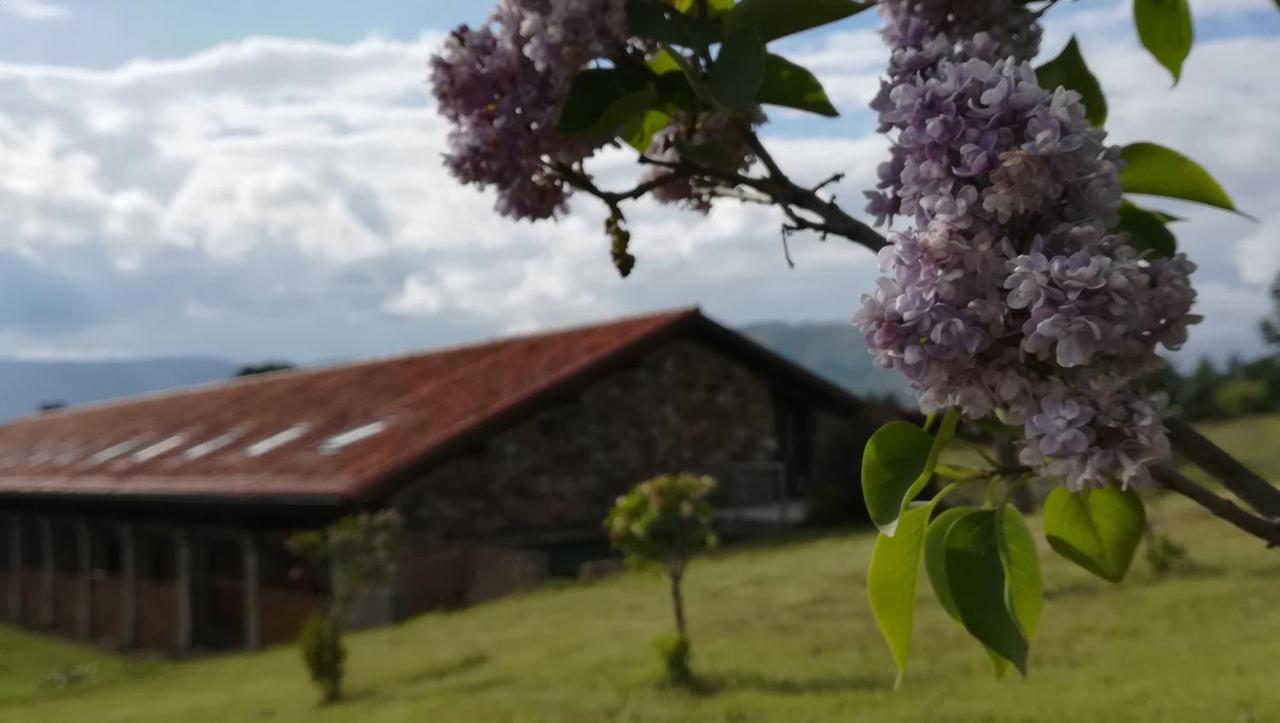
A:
[396,341,778,542]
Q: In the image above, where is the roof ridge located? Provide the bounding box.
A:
[10,306,702,425]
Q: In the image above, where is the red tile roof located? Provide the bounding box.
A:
[0,307,864,503]
[0,309,710,501]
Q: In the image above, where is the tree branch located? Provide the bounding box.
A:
[1151,465,1280,548]
[562,137,1280,543]
[1165,417,1280,518]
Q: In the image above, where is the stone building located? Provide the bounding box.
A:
[0,308,879,654]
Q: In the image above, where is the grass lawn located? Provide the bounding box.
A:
[0,417,1278,722]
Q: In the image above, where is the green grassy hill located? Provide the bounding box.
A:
[1,417,1278,722]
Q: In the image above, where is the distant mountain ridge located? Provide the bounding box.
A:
[741,321,911,404]
[0,322,907,424]
[0,357,238,422]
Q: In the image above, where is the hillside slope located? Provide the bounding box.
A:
[741,321,910,403]
[3,493,1277,722]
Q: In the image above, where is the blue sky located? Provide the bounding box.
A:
[0,0,1276,366]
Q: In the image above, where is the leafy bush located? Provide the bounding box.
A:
[299,613,345,704]
[652,634,692,685]
[1214,378,1270,419]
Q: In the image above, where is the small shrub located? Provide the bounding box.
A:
[299,613,345,704]
[606,473,717,683]
[653,634,692,685]
[1145,533,1188,576]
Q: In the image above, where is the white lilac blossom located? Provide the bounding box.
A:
[431,0,627,220]
[855,4,1200,489]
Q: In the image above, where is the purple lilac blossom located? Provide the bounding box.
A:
[430,0,627,220]
[855,2,1200,490]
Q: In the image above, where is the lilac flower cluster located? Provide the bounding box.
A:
[878,0,1042,88]
[430,0,627,220]
[855,7,1200,489]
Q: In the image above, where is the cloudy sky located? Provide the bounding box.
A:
[0,0,1276,366]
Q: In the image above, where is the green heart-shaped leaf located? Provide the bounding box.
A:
[1043,484,1147,583]
[867,502,933,687]
[996,505,1043,640]
[756,53,839,117]
[725,0,871,43]
[942,509,1029,675]
[1119,142,1244,216]
[1133,0,1193,84]
[708,28,765,109]
[1116,200,1177,257]
[861,422,933,534]
[557,69,656,139]
[1035,36,1107,126]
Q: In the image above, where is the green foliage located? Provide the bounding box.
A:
[605,473,719,569]
[940,509,1030,674]
[1035,36,1107,126]
[1043,485,1146,583]
[1119,142,1240,214]
[652,634,693,685]
[625,0,722,47]
[234,362,295,377]
[621,110,673,153]
[724,0,871,43]
[866,502,934,686]
[1116,200,1177,257]
[1214,376,1270,418]
[996,505,1043,642]
[707,28,765,109]
[299,613,345,705]
[861,412,956,534]
[757,54,839,117]
[1134,0,1194,84]
[556,68,657,139]
[288,510,404,616]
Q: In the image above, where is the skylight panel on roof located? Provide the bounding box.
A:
[245,424,310,458]
[318,419,390,456]
[132,434,186,464]
[184,429,245,460]
[26,448,54,466]
[86,439,141,466]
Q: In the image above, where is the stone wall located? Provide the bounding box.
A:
[395,340,778,543]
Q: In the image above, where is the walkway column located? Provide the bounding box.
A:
[74,519,92,639]
[174,528,192,653]
[118,524,137,648]
[7,514,20,621]
[240,533,261,651]
[38,516,53,628]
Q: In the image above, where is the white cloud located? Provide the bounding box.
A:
[0,8,1272,364]
[0,0,68,21]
